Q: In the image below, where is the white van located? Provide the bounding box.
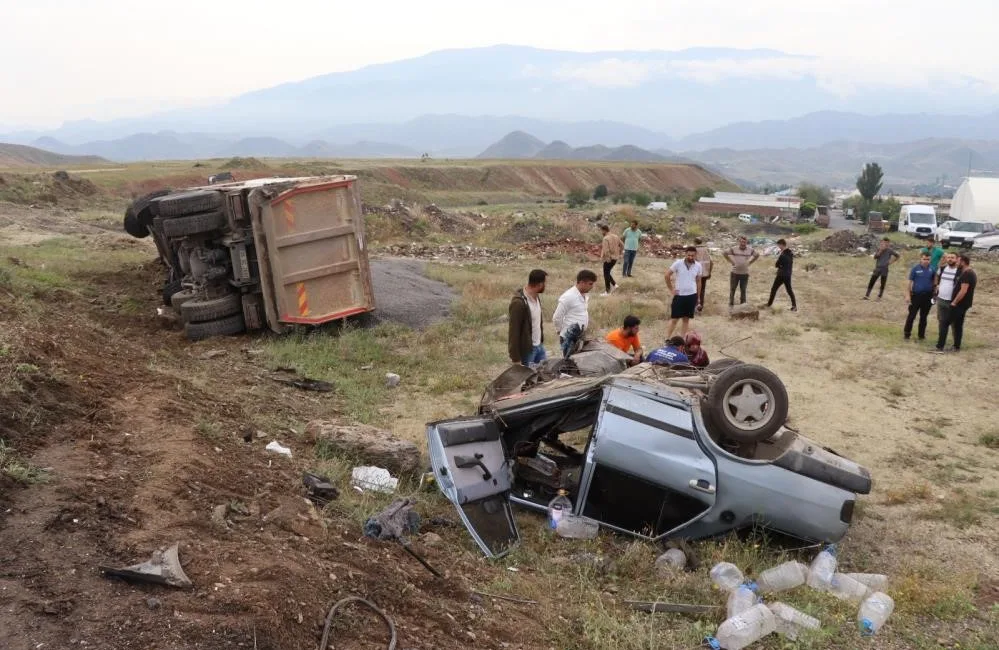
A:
[900,205,937,238]
[646,201,669,211]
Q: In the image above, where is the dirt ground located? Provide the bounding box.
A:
[1,193,997,650]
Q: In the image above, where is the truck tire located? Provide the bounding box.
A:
[185,313,246,341]
[705,364,788,444]
[161,210,227,238]
[124,189,172,237]
[170,289,197,311]
[181,292,242,323]
[124,212,149,238]
[161,277,183,306]
[155,190,223,218]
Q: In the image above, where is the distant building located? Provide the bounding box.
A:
[696,192,801,218]
[950,177,999,223]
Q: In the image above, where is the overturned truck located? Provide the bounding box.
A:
[123,176,375,340]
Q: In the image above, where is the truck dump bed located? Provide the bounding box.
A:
[246,176,375,331]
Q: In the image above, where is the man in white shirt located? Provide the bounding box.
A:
[933,252,960,353]
[665,246,703,339]
[552,269,597,357]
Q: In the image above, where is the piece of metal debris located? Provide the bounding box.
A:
[626,600,721,616]
[99,543,193,588]
[303,472,339,506]
[269,373,334,392]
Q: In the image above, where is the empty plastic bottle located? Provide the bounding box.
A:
[714,603,777,650]
[767,602,821,640]
[710,562,745,592]
[555,513,598,539]
[655,548,687,570]
[756,561,808,592]
[843,572,888,591]
[857,592,895,637]
[829,572,871,602]
[546,489,572,530]
[726,581,760,618]
[806,544,838,591]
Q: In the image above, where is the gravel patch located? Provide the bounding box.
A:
[370,258,454,330]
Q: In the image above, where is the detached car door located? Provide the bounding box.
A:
[426,417,519,558]
[580,384,717,539]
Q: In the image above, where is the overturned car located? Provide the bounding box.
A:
[427,359,872,558]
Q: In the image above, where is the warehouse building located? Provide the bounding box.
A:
[696,192,801,218]
[950,177,999,223]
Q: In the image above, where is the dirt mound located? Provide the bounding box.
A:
[815,230,880,253]
[0,171,99,205]
[219,157,265,169]
[370,259,453,329]
[501,215,576,244]
[421,203,481,235]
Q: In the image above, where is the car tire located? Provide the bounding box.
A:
[155,190,223,218]
[161,210,227,238]
[181,292,242,323]
[170,289,198,311]
[184,313,246,342]
[706,364,789,443]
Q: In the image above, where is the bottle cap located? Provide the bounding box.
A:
[859,618,875,637]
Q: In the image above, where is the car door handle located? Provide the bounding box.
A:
[689,479,716,494]
[454,453,492,481]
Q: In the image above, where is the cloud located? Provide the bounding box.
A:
[550,59,655,88]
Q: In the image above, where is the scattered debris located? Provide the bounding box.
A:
[99,542,192,588]
[627,600,720,616]
[351,466,399,493]
[379,243,518,262]
[265,441,292,457]
[385,372,401,388]
[268,369,334,392]
[196,349,227,360]
[655,548,687,571]
[210,504,229,530]
[363,498,420,541]
[319,596,398,650]
[554,514,599,539]
[306,421,421,475]
[303,472,339,506]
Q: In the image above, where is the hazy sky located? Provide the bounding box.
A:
[3,0,998,127]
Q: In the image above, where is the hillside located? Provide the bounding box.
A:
[477,131,546,159]
[479,132,669,163]
[0,142,107,168]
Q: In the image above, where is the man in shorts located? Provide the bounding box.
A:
[665,246,703,339]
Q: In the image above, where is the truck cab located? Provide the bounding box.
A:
[900,205,937,239]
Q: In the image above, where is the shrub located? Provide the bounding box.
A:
[593,184,608,200]
[567,188,590,208]
[794,223,818,235]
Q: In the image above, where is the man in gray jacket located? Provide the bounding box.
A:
[508,269,547,366]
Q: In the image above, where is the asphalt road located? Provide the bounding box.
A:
[828,208,864,232]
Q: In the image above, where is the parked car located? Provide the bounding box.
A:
[122,176,376,340]
[427,361,872,557]
[738,213,753,223]
[939,220,997,248]
[935,220,959,242]
[971,231,999,252]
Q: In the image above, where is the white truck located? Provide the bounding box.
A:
[899,204,937,239]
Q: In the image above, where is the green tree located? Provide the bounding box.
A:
[593,184,608,200]
[566,188,590,208]
[693,187,715,200]
[632,192,652,206]
[796,182,832,206]
[800,201,817,218]
[857,162,884,202]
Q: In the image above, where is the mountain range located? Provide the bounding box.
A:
[478,131,673,163]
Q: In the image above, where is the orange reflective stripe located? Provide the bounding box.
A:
[283,200,296,230]
[296,282,310,316]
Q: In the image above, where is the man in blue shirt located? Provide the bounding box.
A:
[646,336,691,365]
[904,252,935,341]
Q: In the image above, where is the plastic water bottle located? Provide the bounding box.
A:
[555,513,598,539]
[857,592,895,637]
[756,561,808,592]
[726,581,760,618]
[767,602,821,640]
[547,489,572,530]
[710,562,745,592]
[843,572,888,591]
[655,548,687,570]
[829,572,871,602]
[714,603,777,650]
[806,544,837,591]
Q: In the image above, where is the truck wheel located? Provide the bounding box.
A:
[706,364,788,443]
[181,293,242,323]
[161,277,183,306]
[162,210,227,238]
[170,289,197,311]
[184,313,246,341]
[124,189,172,237]
[124,212,149,238]
[155,190,223,218]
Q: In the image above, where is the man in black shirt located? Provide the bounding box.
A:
[766,239,797,311]
[936,253,977,353]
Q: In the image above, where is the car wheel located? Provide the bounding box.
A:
[184,313,246,341]
[161,210,227,238]
[180,292,242,323]
[155,190,224,218]
[706,365,789,443]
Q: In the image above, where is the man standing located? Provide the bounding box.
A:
[935,253,976,353]
[553,269,597,357]
[605,314,643,365]
[723,235,759,308]
[622,220,642,277]
[665,246,703,339]
[864,237,900,300]
[932,252,960,353]
[904,253,934,341]
[600,225,624,295]
[694,237,712,311]
[923,239,944,272]
[508,269,547,366]
[766,238,797,311]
